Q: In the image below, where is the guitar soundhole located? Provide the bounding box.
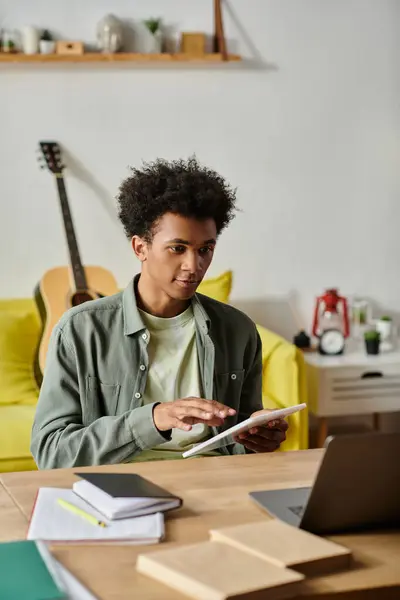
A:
[71,291,96,306]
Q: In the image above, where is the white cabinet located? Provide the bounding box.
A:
[305,351,400,446]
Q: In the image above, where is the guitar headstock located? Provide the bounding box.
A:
[38,141,65,175]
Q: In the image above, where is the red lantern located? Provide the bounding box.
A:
[312,288,350,338]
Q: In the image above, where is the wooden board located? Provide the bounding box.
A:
[210,519,352,577]
[137,540,304,600]
[0,52,241,64]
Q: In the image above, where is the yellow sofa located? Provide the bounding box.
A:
[0,271,308,473]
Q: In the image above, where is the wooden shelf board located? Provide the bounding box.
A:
[0,52,241,64]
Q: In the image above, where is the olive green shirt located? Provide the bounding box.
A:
[31,277,262,469]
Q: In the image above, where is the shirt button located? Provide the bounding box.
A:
[142,333,148,341]
[139,365,146,371]
[231,373,237,380]
[135,392,142,399]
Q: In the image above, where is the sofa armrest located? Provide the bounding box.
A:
[256,325,308,451]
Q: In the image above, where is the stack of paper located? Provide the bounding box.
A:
[27,488,165,545]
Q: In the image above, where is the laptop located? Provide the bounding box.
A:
[250,431,400,535]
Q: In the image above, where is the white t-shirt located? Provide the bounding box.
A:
[139,305,210,453]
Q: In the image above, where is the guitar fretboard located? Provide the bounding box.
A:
[56,176,88,291]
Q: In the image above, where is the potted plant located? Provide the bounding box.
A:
[143,18,162,53]
[2,30,16,53]
[39,29,56,54]
[364,329,381,355]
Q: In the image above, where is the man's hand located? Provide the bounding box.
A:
[153,397,236,432]
[235,409,288,453]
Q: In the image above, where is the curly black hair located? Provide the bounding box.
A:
[116,157,237,241]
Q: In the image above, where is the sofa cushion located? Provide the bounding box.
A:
[0,405,37,472]
[197,270,232,303]
[0,299,40,405]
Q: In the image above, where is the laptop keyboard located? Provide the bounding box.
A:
[288,505,305,517]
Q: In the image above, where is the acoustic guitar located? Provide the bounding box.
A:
[34,141,119,386]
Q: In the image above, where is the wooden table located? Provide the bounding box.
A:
[1,450,400,599]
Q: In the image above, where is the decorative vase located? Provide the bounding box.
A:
[376,319,392,341]
[144,30,162,53]
[21,26,40,54]
[96,14,124,53]
[376,318,393,352]
[349,297,371,340]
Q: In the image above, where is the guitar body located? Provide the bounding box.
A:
[34,265,119,386]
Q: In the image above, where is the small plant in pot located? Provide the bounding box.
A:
[364,329,381,355]
[39,29,56,54]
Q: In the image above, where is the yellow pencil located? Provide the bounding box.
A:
[57,498,107,528]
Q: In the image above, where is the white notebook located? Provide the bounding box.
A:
[28,488,164,544]
[71,473,182,520]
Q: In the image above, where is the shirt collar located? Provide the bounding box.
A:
[122,276,146,335]
[122,275,211,336]
[191,293,211,335]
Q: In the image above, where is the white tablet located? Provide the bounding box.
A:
[182,403,307,458]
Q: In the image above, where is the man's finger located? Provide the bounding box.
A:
[176,404,227,427]
[173,418,193,431]
[241,434,282,447]
[241,438,280,453]
[177,405,214,421]
[181,398,236,418]
[208,399,236,418]
[267,418,289,431]
[250,428,286,443]
[181,415,224,427]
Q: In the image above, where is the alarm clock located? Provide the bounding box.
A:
[318,328,345,355]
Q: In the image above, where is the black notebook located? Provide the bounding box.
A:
[72,473,182,520]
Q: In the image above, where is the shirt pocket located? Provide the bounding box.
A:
[83,375,121,425]
[215,369,244,411]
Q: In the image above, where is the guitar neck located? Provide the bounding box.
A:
[55,176,88,291]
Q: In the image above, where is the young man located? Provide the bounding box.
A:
[31,157,288,469]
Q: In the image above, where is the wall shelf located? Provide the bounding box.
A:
[0,52,242,64]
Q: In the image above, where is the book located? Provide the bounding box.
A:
[210,520,352,576]
[137,540,304,600]
[0,540,66,600]
[182,403,307,458]
[27,487,165,544]
[72,472,182,520]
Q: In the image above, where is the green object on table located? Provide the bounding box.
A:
[0,540,66,600]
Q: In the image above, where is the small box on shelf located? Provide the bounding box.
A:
[180,33,207,56]
[56,41,84,55]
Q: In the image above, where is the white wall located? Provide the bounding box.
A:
[1,0,400,342]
